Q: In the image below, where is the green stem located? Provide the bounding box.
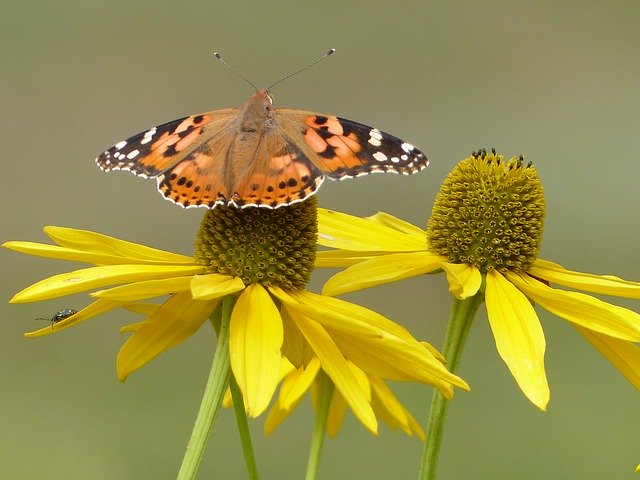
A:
[418,292,484,480]
[229,371,260,480]
[305,370,334,480]
[177,296,235,480]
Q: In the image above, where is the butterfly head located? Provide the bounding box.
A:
[245,88,274,119]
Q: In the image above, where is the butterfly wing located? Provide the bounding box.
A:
[95,110,236,178]
[277,110,429,179]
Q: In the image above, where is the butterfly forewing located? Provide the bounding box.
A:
[278,110,429,180]
[95,110,235,178]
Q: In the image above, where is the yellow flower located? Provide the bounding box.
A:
[317,150,640,410]
[4,199,467,433]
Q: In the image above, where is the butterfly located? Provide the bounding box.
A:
[95,51,429,209]
[36,308,78,325]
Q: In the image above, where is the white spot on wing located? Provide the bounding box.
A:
[368,129,383,146]
[115,140,127,150]
[126,149,140,159]
[401,142,415,153]
[373,151,388,162]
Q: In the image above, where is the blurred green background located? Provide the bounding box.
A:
[1,2,639,479]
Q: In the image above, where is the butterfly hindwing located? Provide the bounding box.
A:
[231,133,324,208]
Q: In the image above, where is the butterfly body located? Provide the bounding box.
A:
[96,89,428,209]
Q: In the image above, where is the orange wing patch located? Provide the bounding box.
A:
[232,146,323,208]
[157,149,228,208]
[303,115,370,173]
[96,114,215,177]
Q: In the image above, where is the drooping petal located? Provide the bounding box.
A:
[531,259,640,299]
[317,209,428,252]
[43,226,195,264]
[440,262,483,299]
[280,308,316,367]
[323,362,372,437]
[369,375,425,440]
[92,276,193,301]
[326,329,461,397]
[485,269,550,410]
[325,382,348,437]
[116,292,219,380]
[510,273,640,341]
[287,310,378,434]
[229,284,283,417]
[272,288,469,392]
[278,358,321,409]
[263,359,304,435]
[365,211,428,238]
[190,274,246,300]
[573,325,640,390]
[322,251,445,297]
[25,298,125,337]
[10,264,205,303]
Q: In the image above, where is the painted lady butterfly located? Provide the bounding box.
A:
[95,50,428,209]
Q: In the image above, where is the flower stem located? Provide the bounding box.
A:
[305,370,334,480]
[177,296,235,480]
[229,371,260,479]
[418,292,484,480]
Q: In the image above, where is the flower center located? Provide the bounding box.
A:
[426,149,545,273]
[194,198,318,290]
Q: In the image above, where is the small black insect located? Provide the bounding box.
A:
[36,308,78,324]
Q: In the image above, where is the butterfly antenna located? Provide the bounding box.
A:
[213,52,259,91]
[267,48,336,90]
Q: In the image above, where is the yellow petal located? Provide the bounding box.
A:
[440,262,483,299]
[122,302,161,316]
[325,385,348,437]
[485,269,549,410]
[317,208,428,251]
[510,273,640,342]
[531,259,640,299]
[369,375,425,440]
[92,276,193,301]
[43,226,195,263]
[229,284,283,417]
[264,400,295,435]
[117,292,219,380]
[289,311,378,434]
[574,325,640,390]
[365,211,428,238]
[10,264,205,303]
[315,249,386,268]
[2,241,162,266]
[327,328,462,396]
[322,251,445,296]
[25,298,124,337]
[279,358,320,409]
[120,322,143,333]
[280,308,315,367]
[190,274,246,300]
